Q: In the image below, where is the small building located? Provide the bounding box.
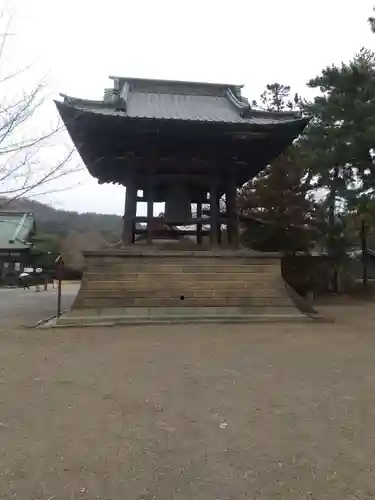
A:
[0,212,35,280]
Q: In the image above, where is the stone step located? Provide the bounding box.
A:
[83,272,278,284]
[74,295,294,308]
[87,264,278,274]
[87,257,280,266]
[80,283,285,296]
[57,304,308,327]
[77,291,289,301]
[82,276,283,290]
[57,313,308,327]
[68,304,298,317]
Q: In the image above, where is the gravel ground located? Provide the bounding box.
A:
[0,283,79,328]
[0,302,374,499]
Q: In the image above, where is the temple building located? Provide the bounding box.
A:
[56,77,311,324]
[0,212,35,283]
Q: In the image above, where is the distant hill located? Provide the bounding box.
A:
[0,197,123,242]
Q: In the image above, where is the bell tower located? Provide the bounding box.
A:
[55,76,310,325]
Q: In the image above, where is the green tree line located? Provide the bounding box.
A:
[239,10,375,255]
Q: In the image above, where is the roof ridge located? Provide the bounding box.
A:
[0,211,34,216]
[109,76,244,88]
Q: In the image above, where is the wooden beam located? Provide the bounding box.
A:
[136,173,219,184]
[134,228,211,236]
[133,216,229,225]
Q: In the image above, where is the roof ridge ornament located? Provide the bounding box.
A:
[103,87,128,112]
[226,88,252,118]
[118,82,129,112]
[103,88,119,103]
[103,81,129,112]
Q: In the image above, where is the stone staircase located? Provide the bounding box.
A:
[58,249,310,326]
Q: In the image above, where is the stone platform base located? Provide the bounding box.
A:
[58,248,311,326]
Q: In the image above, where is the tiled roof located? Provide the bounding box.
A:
[126,92,301,125]
[0,212,35,250]
[59,77,306,127]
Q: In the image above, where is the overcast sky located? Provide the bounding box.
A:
[4,0,375,215]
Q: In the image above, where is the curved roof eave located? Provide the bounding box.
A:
[59,93,105,107]
[55,100,309,131]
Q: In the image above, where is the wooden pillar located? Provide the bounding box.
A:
[122,172,137,245]
[210,181,219,246]
[216,191,222,245]
[146,170,154,245]
[196,201,203,245]
[226,190,232,246]
[227,175,238,249]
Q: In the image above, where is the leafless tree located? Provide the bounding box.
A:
[60,230,85,272]
[61,229,107,271]
[0,10,77,208]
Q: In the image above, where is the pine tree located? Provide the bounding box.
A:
[369,8,375,33]
[304,49,375,195]
[238,150,316,252]
[252,83,302,112]
[239,83,314,252]
[301,48,375,258]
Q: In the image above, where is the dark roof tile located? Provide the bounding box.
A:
[60,76,306,127]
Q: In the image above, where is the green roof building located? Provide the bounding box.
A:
[0,212,35,279]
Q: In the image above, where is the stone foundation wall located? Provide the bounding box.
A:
[72,249,295,312]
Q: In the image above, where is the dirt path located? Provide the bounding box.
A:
[0,308,375,499]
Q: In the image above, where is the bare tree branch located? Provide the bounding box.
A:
[0,10,78,208]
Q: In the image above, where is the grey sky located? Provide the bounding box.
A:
[5,0,375,215]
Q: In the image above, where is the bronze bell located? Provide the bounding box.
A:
[164,182,192,221]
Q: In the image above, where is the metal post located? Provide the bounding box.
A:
[55,255,64,318]
[57,281,62,318]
